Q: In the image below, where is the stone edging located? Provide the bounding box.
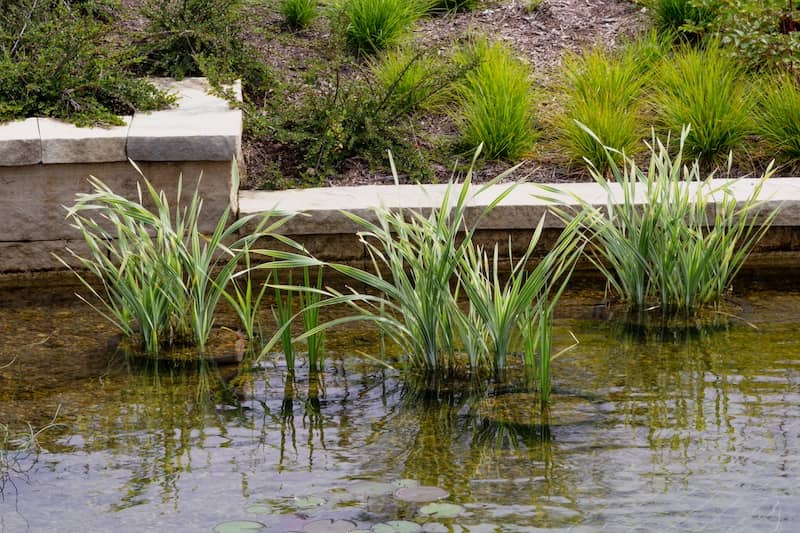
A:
[239,178,800,236]
[0,78,242,166]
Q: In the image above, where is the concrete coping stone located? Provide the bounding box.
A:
[0,78,241,167]
[0,118,41,166]
[238,177,800,235]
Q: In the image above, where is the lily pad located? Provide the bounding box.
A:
[391,479,420,489]
[245,505,272,514]
[372,520,422,533]
[213,520,266,533]
[346,480,395,498]
[293,496,326,509]
[394,486,449,503]
[419,503,466,519]
[303,519,358,533]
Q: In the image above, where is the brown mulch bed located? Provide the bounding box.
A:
[232,0,652,189]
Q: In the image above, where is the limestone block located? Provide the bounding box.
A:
[127,78,242,162]
[0,160,235,242]
[0,118,41,166]
[0,239,92,272]
[40,117,131,164]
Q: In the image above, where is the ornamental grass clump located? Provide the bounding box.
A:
[556,34,665,171]
[340,0,426,56]
[455,38,537,160]
[368,47,452,113]
[60,164,295,356]
[653,44,753,162]
[281,0,318,29]
[549,126,778,316]
[755,74,800,163]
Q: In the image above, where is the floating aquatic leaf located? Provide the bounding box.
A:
[293,496,326,509]
[372,520,422,532]
[419,503,466,519]
[303,519,358,533]
[213,520,266,533]
[391,479,420,489]
[346,480,395,498]
[245,505,272,514]
[394,486,449,503]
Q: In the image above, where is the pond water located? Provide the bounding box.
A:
[1,280,798,532]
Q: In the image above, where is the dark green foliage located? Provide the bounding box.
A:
[651,0,716,42]
[253,52,467,188]
[138,0,246,79]
[0,0,173,125]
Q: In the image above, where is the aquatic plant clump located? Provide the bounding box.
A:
[325,150,583,396]
[60,164,296,356]
[547,125,778,316]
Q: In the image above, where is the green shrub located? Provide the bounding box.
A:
[265,62,438,185]
[556,35,665,170]
[0,0,173,126]
[455,38,537,160]
[340,0,426,56]
[138,0,246,79]
[281,0,318,29]
[708,0,800,71]
[755,74,800,162]
[653,44,753,162]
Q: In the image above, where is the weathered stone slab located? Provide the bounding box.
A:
[0,239,92,272]
[127,78,242,162]
[0,118,41,166]
[39,117,131,164]
[0,160,234,242]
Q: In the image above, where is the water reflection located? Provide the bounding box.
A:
[1,287,799,531]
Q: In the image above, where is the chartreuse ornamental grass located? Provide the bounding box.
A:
[456,38,537,160]
[653,44,753,162]
[557,33,666,171]
[755,74,800,162]
[60,164,296,356]
[340,0,427,55]
[545,126,777,316]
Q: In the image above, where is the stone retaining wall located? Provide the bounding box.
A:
[0,78,241,272]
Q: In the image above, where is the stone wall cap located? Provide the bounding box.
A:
[0,118,41,166]
[40,117,132,164]
[0,78,241,165]
[239,177,800,235]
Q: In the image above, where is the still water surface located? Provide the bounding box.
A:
[0,283,798,532]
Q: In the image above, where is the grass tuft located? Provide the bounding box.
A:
[340,0,426,56]
[653,44,753,163]
[556,34,665,170]
[281,0,318,29]
[455,37,537,160]
[755,74,800,163]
